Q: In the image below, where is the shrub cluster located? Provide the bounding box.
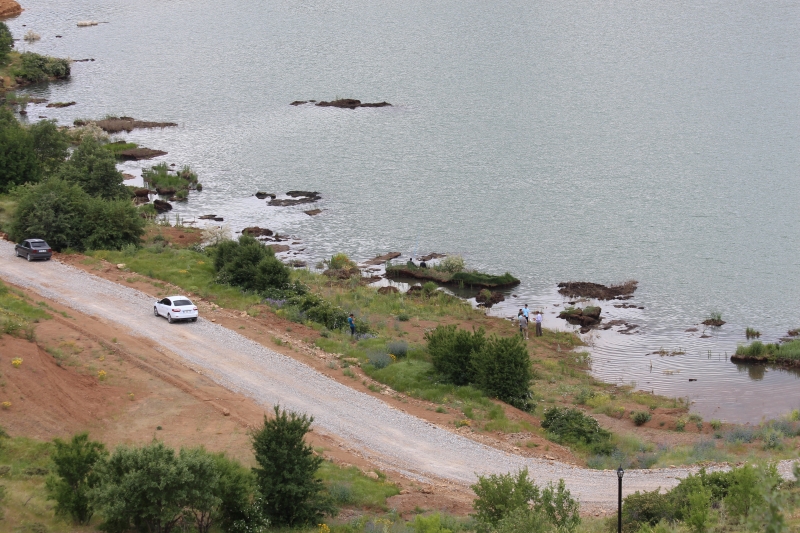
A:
[214,235,291,294]
[46,406,338,531]
[14,52,70,82]
[282,292,368,333]
[620,463,788,533]
[424,325,533,411]
[540,407,613,455]
[632,411,652,426]
[471,468,580,533]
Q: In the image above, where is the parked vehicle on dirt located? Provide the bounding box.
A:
[15,239,52,261]
[154,296,198,323]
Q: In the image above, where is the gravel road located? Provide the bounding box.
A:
[0,241,794,508]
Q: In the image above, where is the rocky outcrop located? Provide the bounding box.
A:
[304,209,322,216]
[557,281,638,300]
[266,244,290,253]
[558,306,602,329]
[476,291,505,308]
[153,199,172,213]
[365,252,401,265]
[119,148,167,160]
[133,188,151,198]
[292,99,392,109]
[77,117,177,134]
[46,101,75,108]
[268,191,321,206]
[0,0,22,19]
[242,227,273,237]
[255,192,276,200]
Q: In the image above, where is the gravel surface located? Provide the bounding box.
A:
[0,241,795,508]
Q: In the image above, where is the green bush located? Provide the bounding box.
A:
[0,22,12,65]
[92,441,192,533]
[632,411,652,426]
[620,489,674,533]
[471,468,541,529]
[540,407,612,454]
[9,178,144,252]
[15,51,70,82]
[424,325,485,386]
[471,469,580,533]
[214,235,291,294]
[329,252,355,270]
[472,334,534,411]
[142,163,200,195]
[0,108,41,193]
[91,441,256,533]
[45,433,107,524]
[250,405,336,527]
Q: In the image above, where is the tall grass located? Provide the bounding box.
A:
[735,340,800,361]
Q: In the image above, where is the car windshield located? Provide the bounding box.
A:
[173,299,192,306]
[30,241,48,248]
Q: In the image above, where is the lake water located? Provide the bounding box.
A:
[8,0,800,423]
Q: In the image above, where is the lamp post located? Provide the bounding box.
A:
[617,465,624,533]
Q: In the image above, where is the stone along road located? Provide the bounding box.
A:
[0,241,793,508]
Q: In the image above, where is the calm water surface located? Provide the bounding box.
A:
[8,0,800,422]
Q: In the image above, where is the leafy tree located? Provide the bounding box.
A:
[45,433,107,524]
[250,405,335,527]
[424,324,485,386]
[8,178,89,250]
[472,334,533,411]
[91,441,192,533]
[471,468,540,530]
[29,119,68,174]
[0,108,40,193]
[58,136,127,199]
[0,22,12,66]
[81,197,145,251]
[681,479,714,533]
[214,235,290,293]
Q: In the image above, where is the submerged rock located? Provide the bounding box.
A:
[153,199,172,213]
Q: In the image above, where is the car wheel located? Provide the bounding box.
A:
[167,314,173,324]
[15,249,20,257]
[154,307,160,317]
[26,253,32,262]
[191,317,197,322]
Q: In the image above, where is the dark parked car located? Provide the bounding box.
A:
[15,239,52,261]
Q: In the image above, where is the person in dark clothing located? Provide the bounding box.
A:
[348,313,356,337]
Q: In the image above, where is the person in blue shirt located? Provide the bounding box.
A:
[522,304,530,321]
[347,313,356,337]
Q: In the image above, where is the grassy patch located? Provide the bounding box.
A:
[734,340,800,363]
[90,247,261,310]
[0,280,51,338]
[318,462,399,509]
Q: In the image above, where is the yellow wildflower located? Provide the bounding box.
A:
[11,358,22,368]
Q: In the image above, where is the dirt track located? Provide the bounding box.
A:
[0,241,794,509]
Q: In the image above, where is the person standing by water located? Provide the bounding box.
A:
[348,313,356,337]
[522,304,530,322]
[535,310,543,337]
[517,309,529,340]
